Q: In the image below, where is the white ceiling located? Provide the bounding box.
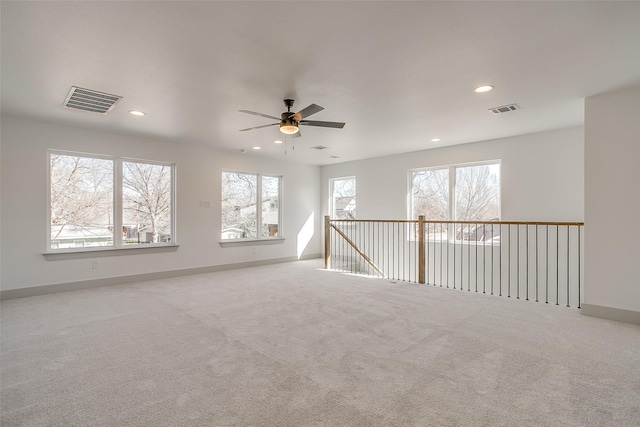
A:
[2,1,639,165]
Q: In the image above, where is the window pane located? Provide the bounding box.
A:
[221,172,257,239]
[122,162,173,245]
[50,154,114,249]
[411,169,449,220]
[454,164,500,221]
[261,176,280,237]
[331,178,356,219]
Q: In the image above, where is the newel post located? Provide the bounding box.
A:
[418,215,425,284]
[324,215,331,269]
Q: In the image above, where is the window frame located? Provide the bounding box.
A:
[220,170,283,242]
[329,176,357,220]
[408,160,501,222]
[47,149,176,253]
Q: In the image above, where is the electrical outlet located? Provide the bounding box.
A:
[252,248,256,254]
[92,260,100,269]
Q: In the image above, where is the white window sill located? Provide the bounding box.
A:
[219,238,285,248]
[43,245,179,260]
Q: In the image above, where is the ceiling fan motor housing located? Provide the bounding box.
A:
[281,112,297,122]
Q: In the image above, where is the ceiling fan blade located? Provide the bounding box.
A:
[293,104,324,120]
[299,120,345,129]
[238,123,279,131]
[239,110,281,121]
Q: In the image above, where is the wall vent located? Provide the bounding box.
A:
[489,104,520,115]
[310,145,329,150]
[63,86,122,114]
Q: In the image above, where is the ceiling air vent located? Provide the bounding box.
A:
[489,104,520,115]
[63,86,122,114]
[310,145,329,150]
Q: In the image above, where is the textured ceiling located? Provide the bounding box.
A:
[1,1,639,165]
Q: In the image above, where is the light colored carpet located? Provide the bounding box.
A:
[1,259,639,426]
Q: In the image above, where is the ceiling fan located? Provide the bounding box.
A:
[239,99,345,136]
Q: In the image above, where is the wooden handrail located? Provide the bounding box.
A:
[328,219,584,226]
[329,219,418,223]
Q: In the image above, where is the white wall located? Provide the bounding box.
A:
[584,85,640,314]
[321,126,584,222]
[0,115,322,292]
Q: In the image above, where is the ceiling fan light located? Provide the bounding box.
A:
[280,122,299,134]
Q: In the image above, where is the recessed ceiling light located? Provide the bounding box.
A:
[252,146,262,150]
[274,140,284,144]
[430,138,441,142]
[474,85,494,94]
[129,110,146,116]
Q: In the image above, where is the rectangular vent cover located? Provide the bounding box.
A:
[63,86,122,114]
[310,145,329,150]
[489,104,519,115]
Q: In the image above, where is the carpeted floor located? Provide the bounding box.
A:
[1,259,639,426]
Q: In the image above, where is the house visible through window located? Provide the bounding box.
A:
[411,162,500,222]
[330,177,356,219]
[49,152,174,250]
[221,171,281,240]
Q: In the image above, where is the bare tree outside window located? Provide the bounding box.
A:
[50,154,114,248]
[455,164,500,221]
[410,163,500,241]
[221,171,282,240]
[411,169,449,220]
[122,162,172,244]
[49,152,174,250]
[221,172,258,239]
[411,164,500,221]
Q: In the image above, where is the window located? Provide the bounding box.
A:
[122,161,173,245]
[454,164,500,221]
[330,177,356,219]
[221,171,281,240]
[410,162,500,221]
[49,152,174,250]
[410,169,448,220]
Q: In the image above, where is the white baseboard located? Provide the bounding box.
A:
[581,303,640,325]
[0,254,322,300]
